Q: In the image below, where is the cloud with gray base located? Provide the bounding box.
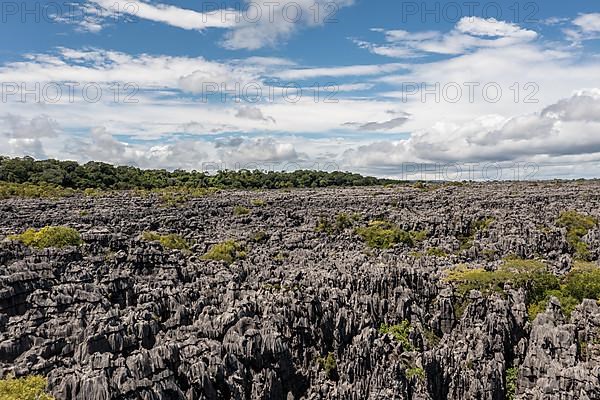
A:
[235,106,276,123]
[341,91,600,169]
[343,112,410,131]
[0,114,60,159]
[542,90,600,122]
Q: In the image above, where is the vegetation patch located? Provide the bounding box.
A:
[0,156,403,191]
[564,262,600,301]
[0,182,76,199]
[379,321,413,351]
[528,262,600,320]
[316,212,361,235]
[251,199,266,207]
[423,328,441,347]
[556,210,598,260]
[356,220,427,249]
[273,252,287,262]
[251,231,269,243]
[527,290,580,321]
[142,231,190,251]
[406,367,426,381]
[317,352,338,380]
[233,206,251,216]
[412,181,431,191]
[448,258,600,320]
[9,226,82,248]
[445,258,558,299]
[457,217,495,251]
[482,248,498,261]
[426,247,447,257]
[454,300,470,319]
[155,187,218,207]
[0,375,54,400]
[202,240,246,264]
[505,367,518,400]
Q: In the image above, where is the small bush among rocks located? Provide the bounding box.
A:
[202,240,246,264]
[0,375,54,400]
[9,226,82,248]
[141,232,190,251]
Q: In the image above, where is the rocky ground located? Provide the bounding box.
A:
[1,182,600,400]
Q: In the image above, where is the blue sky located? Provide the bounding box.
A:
[1,0,600,179]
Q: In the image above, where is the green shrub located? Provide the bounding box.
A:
[454,299,470,319]
[202,240,246,264]
[406,367,425,381]
[445,259,560,303]
[334,213,353,231]
[142,231,190,250]
[412,181,430,191]
[251,199,266,207]
[350,212,362,222]
[473,217,495,231]
[316,217,334,234]
[503,258,561,302]
[564,262,600,301]
[158,191,188,207]
[317,352,337,380]
[233,206,250,216]
[556,211,598,260]
[83,188,104,197]
[411,229,428,243]
[482,248,498,260]
[527,290,579,321]
[316,212,357,235]
[426,247,447,257]
[9,226,82,248]
[356,221,426,249]
[449,259,600,320]
[0,182,75,199]
[409,251,423,258]
[423,328,441,346]
[505,367,518,400]
[456,217,494,251]
[446,265,503,296]
[0,375,54,400]
[528,262,600,320]
[379,321,413,350]
[273,252,287,262]
[580,340,589,361]
[251,231,269,243]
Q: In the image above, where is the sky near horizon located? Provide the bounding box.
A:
[1,0,600,180]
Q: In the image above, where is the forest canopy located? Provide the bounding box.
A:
[0,156,402,190]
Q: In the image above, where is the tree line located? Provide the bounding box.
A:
[0,156,401,190]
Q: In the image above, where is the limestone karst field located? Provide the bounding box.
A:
[1,182,600,399]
